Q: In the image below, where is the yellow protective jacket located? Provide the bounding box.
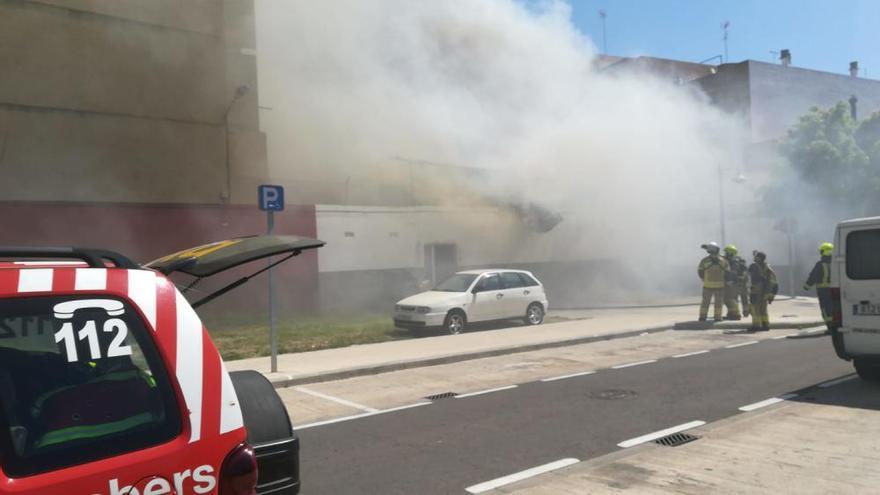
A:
[804,256,832,290]
[749,262,778,296]
[698,255,729,289]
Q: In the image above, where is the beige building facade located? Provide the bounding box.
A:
[0,0,267,205]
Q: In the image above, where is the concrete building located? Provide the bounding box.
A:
[698,59,880,144]
[0,0,267,205]
[0,1,318,315]
[301,55,880,309]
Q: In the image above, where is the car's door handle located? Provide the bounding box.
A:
[496,293,504,299]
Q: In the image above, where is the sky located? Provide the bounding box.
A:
[568,0,880,78]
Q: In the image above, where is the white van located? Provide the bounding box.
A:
[831,216,880,380]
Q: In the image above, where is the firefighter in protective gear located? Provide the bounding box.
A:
[804,242,834,333]
[698,242,730,321]
[722,244,749,320]
[748,250,778,331]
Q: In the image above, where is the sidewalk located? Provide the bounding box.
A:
[489,374,880,494]
[226,297,824,387]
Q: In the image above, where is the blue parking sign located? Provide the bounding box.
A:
[258,185,284,211]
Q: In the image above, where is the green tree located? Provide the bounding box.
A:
[776,102,880,216]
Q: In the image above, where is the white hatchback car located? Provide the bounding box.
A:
[393,269,550,334]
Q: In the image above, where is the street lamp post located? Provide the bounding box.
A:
[718,166,746,248]
[223,84,250,203]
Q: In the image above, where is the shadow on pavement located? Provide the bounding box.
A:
[795,374,880,412]
[405,319,534,338]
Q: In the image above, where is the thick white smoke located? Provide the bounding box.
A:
[256,0,750,302]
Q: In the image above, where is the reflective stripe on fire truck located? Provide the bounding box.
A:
[128,270,157,330]
[175,290,204,443]
[18,269,53,292]
[75,268,107,291]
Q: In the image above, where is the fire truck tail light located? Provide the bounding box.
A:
[219,443,258,495]
[831,287,843,328]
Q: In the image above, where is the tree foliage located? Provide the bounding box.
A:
[778,102,880,217]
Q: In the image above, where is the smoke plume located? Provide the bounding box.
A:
[256,0,751,303]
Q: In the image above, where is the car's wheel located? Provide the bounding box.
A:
[444,310,467,335]
[854,357,880,382]
[524,303,545,326]
[230,370,300,494]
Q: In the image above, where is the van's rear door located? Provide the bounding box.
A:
[839,222,880,355]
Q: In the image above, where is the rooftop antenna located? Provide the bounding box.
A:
[770,50,779,63]
[721,21,730,63]
[599,9,608,54]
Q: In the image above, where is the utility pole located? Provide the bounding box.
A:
[721,21,730,63]
[599,10,607,54]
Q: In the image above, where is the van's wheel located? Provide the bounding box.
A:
[444,310,466,335]
[854,358,880,382]
[230,370,301,494]
[524,303,544,326]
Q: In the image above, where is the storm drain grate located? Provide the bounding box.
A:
[654,432,699,447]
[425,392,458,401]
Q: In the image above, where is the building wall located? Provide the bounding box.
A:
[696,61,752,131]
[0,201,319,317]
[748,61,880,141]
[0,0,267,205]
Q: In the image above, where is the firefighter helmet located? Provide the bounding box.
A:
[701,241,720,254]
[819,242,834,256]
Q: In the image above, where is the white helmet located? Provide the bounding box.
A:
[701,241,720,254]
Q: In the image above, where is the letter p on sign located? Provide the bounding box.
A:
[258,185,284,211]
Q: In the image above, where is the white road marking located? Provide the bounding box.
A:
[725,340,759,349]
[818,375,857,388]
[612,359,657,369]
[295,402,431,430]
[738,393,798,412]
[540,371,596,382]
[465,458,581,494]
[617,420,706,448]
[772,335,790,340]
[294,386,379,413]
[673,350,709,358]
[456,385,518,399]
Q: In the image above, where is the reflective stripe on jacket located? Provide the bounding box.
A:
[749,262,778,295]
[804,256,832,290]
[698,255,729,289]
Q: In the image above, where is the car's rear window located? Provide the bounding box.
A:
[846,229,880,280]
[500,272,524,289]
[0,295,181,477]
[518,273,540,287]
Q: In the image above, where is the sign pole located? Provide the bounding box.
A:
[258,184,284,374]
[268,210,278,373]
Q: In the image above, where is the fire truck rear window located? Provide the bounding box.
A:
[847,229,880,280]
[0,296,181,477]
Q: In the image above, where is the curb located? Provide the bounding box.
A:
[266,324,673,388]
[265,318,824,389]
[674,320,823,330]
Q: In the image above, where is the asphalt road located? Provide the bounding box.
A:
[298,334,852,494]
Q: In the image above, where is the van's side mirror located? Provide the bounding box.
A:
[471,286,481,294]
